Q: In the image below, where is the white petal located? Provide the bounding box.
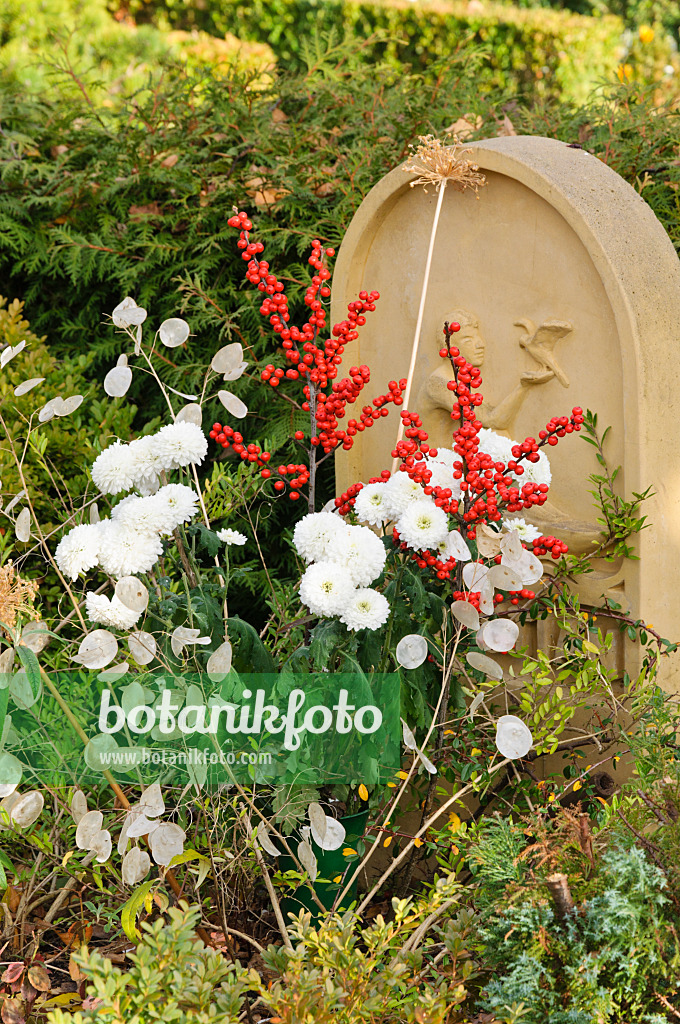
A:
[442,530,472,561]
[475,524,502,559]
[310,816,346,852]
[128,631,156,666]
[97,661,129,682]
[207,641,232,681]
[55,395,83,416]
[481,618,520,653]
[176,403,202,426]
[149,822,186,866]
[15,507,30,542]
[255,822,280,857]
[495,715,533,759]
[74,630,118,670]
[10,790,44,828]
[115,576,149,613]
[396,634,428,669]
[38,398,61,423]
[70,790,88,825]
[487,564,525,592]
[159,318,190,348]
[76,810,104,849]
[500,529,523,563]
[122,847,151,885]
[466,651,503,681]
[90,829,112,863]
[451,600,480,631]
[401,718,417,751]
[104,366,132,397]
[20,621,50,654]
[211,343,243,374]
[218,390,248,418]
[1,341,26,368]
[126,814,160,838]
[112,297,147,328]
[139,783,165,818]
[222,361,248,382]
[468,692,485,718]
[5,491,25,514]
[479,579,495,616]
[0,752,23,793]
[14,378,44,397]
[297,839,317,882]
[463,562,489,590]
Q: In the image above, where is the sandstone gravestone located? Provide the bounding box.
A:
[332,135,680,688]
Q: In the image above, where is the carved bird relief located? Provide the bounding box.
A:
[514,318,573,388]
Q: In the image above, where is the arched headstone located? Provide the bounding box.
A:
[332,136,680,687]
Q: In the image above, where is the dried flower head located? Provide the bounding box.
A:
[403,135,487,194]
[0,562,39,631]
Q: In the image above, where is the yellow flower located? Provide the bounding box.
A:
[639,24,655,43]
[413,837,423,848]
[548,793,556,802]
[358,784,369,801]
[573,780,582,791]
[617,63,634,82]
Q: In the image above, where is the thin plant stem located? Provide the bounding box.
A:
[391,179,447,472]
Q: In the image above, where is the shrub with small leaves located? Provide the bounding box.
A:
[46,903,258,1024]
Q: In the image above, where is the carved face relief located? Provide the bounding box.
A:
[444,310,485,367]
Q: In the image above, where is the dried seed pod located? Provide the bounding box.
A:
[396,634,428,669]
[495,715,533,759]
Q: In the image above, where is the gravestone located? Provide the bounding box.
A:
[332,135,680,688]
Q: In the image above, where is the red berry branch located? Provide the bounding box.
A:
[211,211,411,512]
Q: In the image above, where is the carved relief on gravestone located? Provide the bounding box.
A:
[332,136,680,687]
[417,307,602,554]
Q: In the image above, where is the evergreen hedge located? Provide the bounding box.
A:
[126,0,625,103]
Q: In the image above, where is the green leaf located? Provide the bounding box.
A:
[121,879,157,941]
[227,616,275,673]
[14,644,41,702]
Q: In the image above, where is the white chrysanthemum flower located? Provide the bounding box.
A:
[112,494,164,535]
[97,521,163,578]
[91,441,137,495]
[217,529,247,546]
[382,471,424,516]
[477,428,514,466]
[431,446,456,467]
[299,561,355,617]
[521,451,551,487]
[85,592,142,631]
[396,499,449,551]
[293,512,345,563]
[128,435,164,495]
[55,524,101,581]
[353,483,390,527]
[340,588,390,632]
[427,459,462,500]
[502,517,542,543]
[151,422,207,471]
[148,484,199,535]
[327,525,386,587]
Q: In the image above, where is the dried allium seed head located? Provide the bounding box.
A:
[0,562,39,631]
[403,134,487,194]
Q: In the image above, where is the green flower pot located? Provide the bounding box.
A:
[279,808,369,922]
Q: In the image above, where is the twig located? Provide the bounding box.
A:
[243,811,293,952]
